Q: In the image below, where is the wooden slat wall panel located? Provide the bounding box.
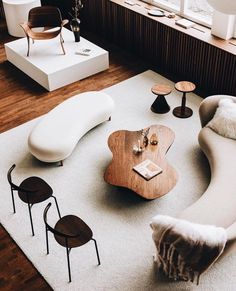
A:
[84,0,236,96]
[83,0,108,36]
[0,1,5,19]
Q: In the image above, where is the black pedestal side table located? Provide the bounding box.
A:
[173,81,196,118]
[151,84,172,113]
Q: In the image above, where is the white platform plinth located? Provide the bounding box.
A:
[4,28,109,91]
[3,0,41,37]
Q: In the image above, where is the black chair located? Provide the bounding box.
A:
[43,203,101,282]
[7,164,61,236]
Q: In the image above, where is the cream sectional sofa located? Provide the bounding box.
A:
[179,94,236,256]
[150,94,236,283]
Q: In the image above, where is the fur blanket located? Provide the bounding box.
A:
[150,215,227,284]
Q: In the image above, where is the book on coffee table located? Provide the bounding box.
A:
[133,159,163,181]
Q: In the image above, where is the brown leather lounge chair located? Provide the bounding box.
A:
[20,6,69,57]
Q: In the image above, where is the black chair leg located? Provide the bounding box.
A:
[52,196,61,219]
[92,238,101,265]
[66,247,72,282]
[45,226,49,254]
[11,188,16,213]
[27,203,35,236]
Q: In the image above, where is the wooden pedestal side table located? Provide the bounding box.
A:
[173,81,196,118]
[151,84,172,114]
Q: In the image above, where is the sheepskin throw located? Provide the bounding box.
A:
[150,215,227,284]
[207,98,236,139]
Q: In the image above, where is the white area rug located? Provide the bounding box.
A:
[1,70,236,290]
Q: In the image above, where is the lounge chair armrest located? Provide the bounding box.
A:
[20,22,31,34]
[61,19,69,27]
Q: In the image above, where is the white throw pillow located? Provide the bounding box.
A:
[207,98,236,139]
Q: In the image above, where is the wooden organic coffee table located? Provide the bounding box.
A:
[104,125,178,199]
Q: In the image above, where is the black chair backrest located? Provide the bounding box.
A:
[7,164,21,190]
[44,203,77,239]
[28,6,63,28]
[7,164,36,193]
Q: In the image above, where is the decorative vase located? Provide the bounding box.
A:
[141,127,150,148]
[70,18,81,42]
[150,133,158,145]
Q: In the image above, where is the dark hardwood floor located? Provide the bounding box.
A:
[0,20,148,290]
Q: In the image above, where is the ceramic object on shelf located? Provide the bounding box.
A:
[207,0,236,14]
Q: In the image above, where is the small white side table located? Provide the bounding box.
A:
[3,0,41,37]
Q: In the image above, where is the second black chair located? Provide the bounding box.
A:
[43,203,101,282]
[7,164,61,236]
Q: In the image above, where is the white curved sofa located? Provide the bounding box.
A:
[28,91,114,164]
[151,95,236,283]
[179,94,236,256]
